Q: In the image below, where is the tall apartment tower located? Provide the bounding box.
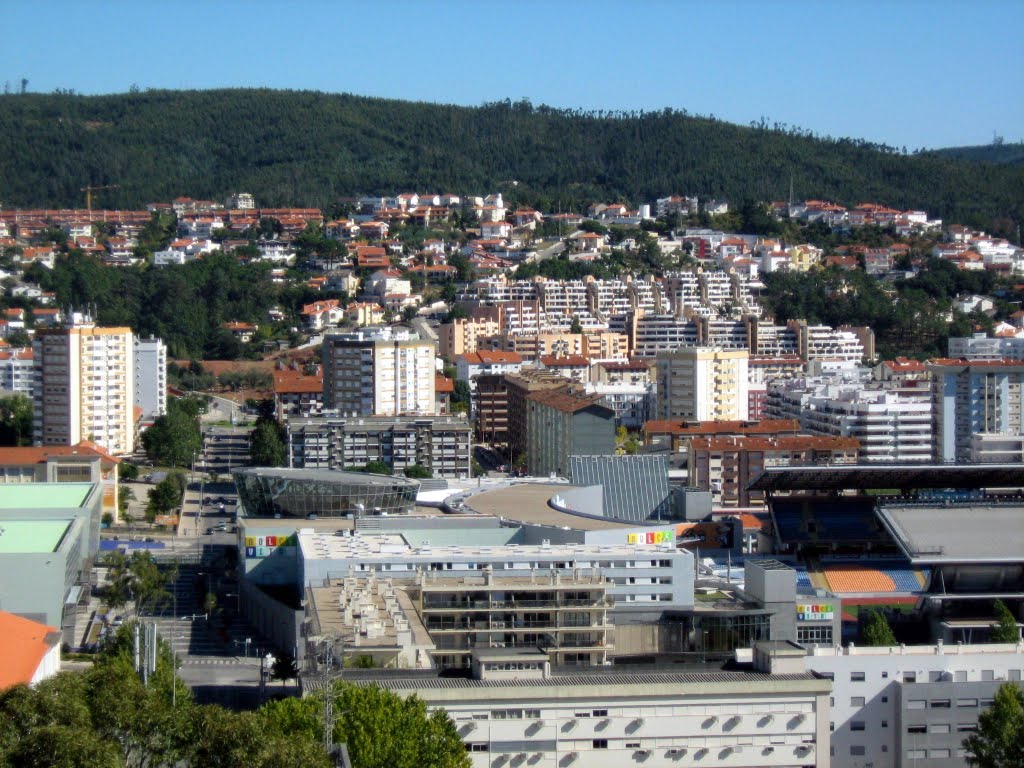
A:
[929,358,1024,462]
[656,346,750,422]
[32,319,135,454]
[322,329,435,416]
[133,336,167,425]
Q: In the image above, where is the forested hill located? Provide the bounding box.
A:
[926,142,1024,168]
[0,89,1022,227]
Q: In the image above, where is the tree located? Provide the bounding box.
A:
[331,682,471,768]
[862,608,897,646]
[119,462,140,481]
[569,315,583,334]
[142,398,202,468]
[0,394,33,446]
[203,592,218,616]
[270,652,300,686]
[249,420,286,467]
[964,682,1024,768]
[146,471,186,522]
[451,380,471,415]
[403,464,432,479]
[362,460,391,475]
[991,600,1020,643]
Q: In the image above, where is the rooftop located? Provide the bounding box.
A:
[749,463,1024,492]
[0,483,95,508]
[233,467,420,489]
[877,502,1024,564]
[0,611,61,690]
[0,519,74,554]
[644,419,801,436]
[463,483,637,530]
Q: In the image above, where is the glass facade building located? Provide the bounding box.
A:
[232,468,419,518]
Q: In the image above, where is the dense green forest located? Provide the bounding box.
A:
[928,142,1024,167]
[0,89,1021,230]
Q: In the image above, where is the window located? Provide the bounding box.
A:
[626,742,641,749]
[465,744,488,752]
[930,749,951,759]
[525,710,541,719]
[592,710,608,717]
[592,739,608,749]
[851,672,865,682]
[851,721,865,731]
[850,696,865,707]
[958,698,978,708]
[907,700,926,710]
[930,724,950,734]
[881,696,889,703]
[882,720,888,728]
[907,749,926,759]
[574,712,591,719]
[907,725,927,734]
[904,672,917,683]
[931,699,951,709]
[957,724,978,733]
[850,746,865,756]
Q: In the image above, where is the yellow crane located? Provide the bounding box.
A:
[80,184,120,212]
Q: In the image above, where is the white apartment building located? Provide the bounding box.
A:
[586,382,653,428]
[0,348,34,394]
[766,376,933,463]
[322,328,436,417]
[804,642,1024,768]
[344,642,830,768]
[32,321,134,454]
[298,532,695,610]
[132,336,167,424]
[630,315,700,357]
[929,359,1024,462]
[948,333,1024,361]
[656,347,749,421]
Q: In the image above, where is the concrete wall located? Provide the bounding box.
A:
[0,551,69,627]
[240,579,304,662]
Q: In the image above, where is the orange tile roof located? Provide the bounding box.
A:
[461,351,523,365]
[690,435,860,452]
[273,368,323,394]
[643,419,801,436]
[539,354,590,367]
[435,374,455,394]
[0,611,60,690]
[0,441,120,466]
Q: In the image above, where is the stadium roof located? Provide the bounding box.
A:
[748,464,1024,492]
[877,503,1024,564]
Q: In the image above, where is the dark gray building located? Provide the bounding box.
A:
[524,389,615,477]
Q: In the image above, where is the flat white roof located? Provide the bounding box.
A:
[298,531,680,562]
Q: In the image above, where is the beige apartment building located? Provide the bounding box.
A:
[655,346,749,422]
[32,323,135,455]
[322,329,435,416]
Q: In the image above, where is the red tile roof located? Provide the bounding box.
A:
[0,441,120,466]
[0,612,60,690]
[461,351,523,365]
[435,374,455,394]
[273,368,323,394]
[643,419,801,436]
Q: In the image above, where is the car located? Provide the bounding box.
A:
[205,528,214,535]
[215,523,228,531]
[111,615,124,628]
[203,496,211,504]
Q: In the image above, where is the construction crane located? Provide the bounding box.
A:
[80,184,120,213]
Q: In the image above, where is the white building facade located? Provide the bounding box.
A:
[132,336,167,424]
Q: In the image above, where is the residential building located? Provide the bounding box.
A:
[642,418,802,454]
[525,389,615,477]
[474,374,510,447]
[656,347,750,422]
[0,612,61,690]
[322,329,436,417]
[766,376,933,463]
[273,364,324,421]
[948,333,1024,361]
[338,643,830,768]
[805,642,1024,768]
[455,351,523,392]
[585,382,653,428]
[0,348,33,395]
[929,358,1024,462]
[505,370,574,465]
[688,435,860,508]
[132,336,167,425]
[226,192,255,210]
[287,414,472,478]
[439,317,502,359]
[32,320,135,455]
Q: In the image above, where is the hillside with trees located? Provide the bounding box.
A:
[0,89,1021,229]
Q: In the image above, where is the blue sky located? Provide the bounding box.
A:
[2,0,1021,150]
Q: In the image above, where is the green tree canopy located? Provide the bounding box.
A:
[964,682,1024,768]
[249,419,287,467]
[403,464,432,479]
[0,394,33,447]
[142,397,203,468]
[862,609,897,646]
[991,600,1021,643]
